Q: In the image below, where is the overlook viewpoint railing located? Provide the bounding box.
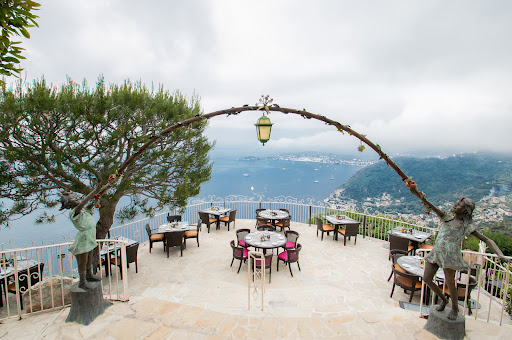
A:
[1,196,511,325]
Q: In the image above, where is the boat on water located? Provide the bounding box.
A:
[243,173,249,177]
[314,180,319,183]
[330,175,335,180]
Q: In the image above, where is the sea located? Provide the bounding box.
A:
[0,153,367,249]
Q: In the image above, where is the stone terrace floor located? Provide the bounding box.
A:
[2,220,512,339]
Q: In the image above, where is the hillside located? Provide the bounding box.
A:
[334,153,512,214]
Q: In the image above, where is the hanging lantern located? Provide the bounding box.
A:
[255,114,273,145]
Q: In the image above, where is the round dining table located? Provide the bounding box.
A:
[244,231,287,254]
[258,210,289,225]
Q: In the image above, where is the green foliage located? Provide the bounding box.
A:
[462,235,480,252]
[482,231,512,257]
[340,154,512,214]
[0,76,214,232]
[0,1,40,85]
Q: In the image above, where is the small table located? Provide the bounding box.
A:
[157,222,191,233]
[388,227,432,253]
[200,207,231,230]
[325,215,360,241]
[258,210,289,226]
[244,231,287,254]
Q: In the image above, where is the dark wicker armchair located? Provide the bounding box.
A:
[440,276,478,315]
[220,209,237,231]
[390,267,422,302]
[236,228,251,248]
[275,217,291,232]
[316,217,334,241]
[277,243,302,277]
[145,223,165,253]
[257,225,276,232]
[184,219,200,247]
[230,240,248,273]
[388,234,413,259]
[167,214,182,223]
[199,211,217,233]
[110,243,139,279]
[165,231,185,257]
[337,223,359,246]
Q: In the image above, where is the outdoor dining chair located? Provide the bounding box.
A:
[439,276,478,315]
[337,223,359,246]
[388,234,414,259]
[316,217,334,241]
[236,228,251,248]
[167,214,182,223]
[251,253,273,283]
[184,219,200,248]
[199,211,216,233]
[275,217,291,232]
[284,230,299,250]
[165,231,185,257]
[109,243,139,279]
[387,249,409,281]
[255,216,269,228]
[390,266,422,303]
[220,209,237,231]
[6,263,45,310]
[255,208,265,217]
[277,243,302,277]
[257,225,276,232]
[145,223,165,253]
[230,240,248,273]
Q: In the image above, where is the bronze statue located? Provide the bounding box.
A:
[423,197,506,320]
[60,190,102,289]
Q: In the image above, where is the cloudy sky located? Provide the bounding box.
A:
[15,0,512,157]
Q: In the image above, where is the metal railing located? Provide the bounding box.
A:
[0,239,129,321]
[110,195,438,245]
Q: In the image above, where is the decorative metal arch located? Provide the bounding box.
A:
[94,99,442,217]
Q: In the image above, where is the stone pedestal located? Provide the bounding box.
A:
[424,305,465,340]
[66,281,112,325]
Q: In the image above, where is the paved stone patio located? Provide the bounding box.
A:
[1,220,511,339]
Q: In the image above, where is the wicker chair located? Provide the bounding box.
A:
[387,249,409,281]
[390,267,422,302]
[275,217,291,232]
[337,223,359,246]
[145,223,165,253]
[184,219,200,248]
[316,217,334,240]
[165,231,185,257]
[167,214,182,223]
[236,228,251,248]
[440,276,478,315]
[109,243,139,279]
[220,209,237,231]
[199,211,217,233]
[284,230,299,250]
[388,234,413,259]
[257,225,276,232]
[255,216,269,228]
[255,208,265,217]
[277,244,302,277]
[251,253,273,283]
[230,240,248,273]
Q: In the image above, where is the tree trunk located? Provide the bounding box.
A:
[93,200,118,274]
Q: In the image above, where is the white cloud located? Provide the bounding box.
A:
[12,0,512,156]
